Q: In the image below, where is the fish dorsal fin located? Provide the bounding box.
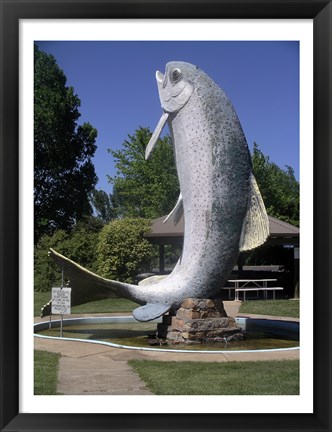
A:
[163,193,183,226]
[133,303,171,322]
[239,173,269,252]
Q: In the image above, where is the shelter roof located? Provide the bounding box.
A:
[144,214,299,246]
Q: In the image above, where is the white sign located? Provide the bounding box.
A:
[51,287,72,315]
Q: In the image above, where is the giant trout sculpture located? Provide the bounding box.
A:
[48,61,269,322]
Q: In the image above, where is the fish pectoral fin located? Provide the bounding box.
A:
[145,111,169,160]
[239,173,270,252]
[138,275,168,286]
[133,303,171,322]
[163,193,183,226]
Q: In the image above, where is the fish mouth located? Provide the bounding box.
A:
[156,70,168,90]
[156,70,164,83]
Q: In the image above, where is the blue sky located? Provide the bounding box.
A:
[36,41,299,194]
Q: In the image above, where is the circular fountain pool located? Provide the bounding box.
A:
[34,316,299,353]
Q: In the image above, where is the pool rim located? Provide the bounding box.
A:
[34,315,300,354]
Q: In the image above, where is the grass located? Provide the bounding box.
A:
[34,350,61,395]
[34,291,53,316]
[239,300,299,318]
[71,298,138,314]
[35,294,299,319]
[129,359,299,395]
[34,290,138,317]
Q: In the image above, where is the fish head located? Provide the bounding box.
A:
[156,61,195,113]
[145,61,202,159]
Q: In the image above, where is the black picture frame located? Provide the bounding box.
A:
[1,1,331,431]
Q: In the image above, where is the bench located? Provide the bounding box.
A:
[221,286,237,299]
[261,287,284,300]
[235,287,284,301]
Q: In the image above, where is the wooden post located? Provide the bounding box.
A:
[293,247,299,299]
[159,244,165,274]
[238,253,244,276]
[60,268,64,337]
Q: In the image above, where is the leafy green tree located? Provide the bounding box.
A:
[34,230,69,293]
[34,222,102,292]
[96,218,157,283]
[108,127,180,219]
[91,189,114,223]
[252,143,299,227]
[74,214,105,233]
[34,44,98,243]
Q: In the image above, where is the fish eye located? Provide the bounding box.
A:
[170,68,182,83]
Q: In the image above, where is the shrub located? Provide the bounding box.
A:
[96,218,157,283]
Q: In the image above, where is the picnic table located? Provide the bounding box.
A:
[222,279,283,301]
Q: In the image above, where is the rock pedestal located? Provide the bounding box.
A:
[157,298,243,345]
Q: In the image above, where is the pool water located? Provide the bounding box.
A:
[36,321,299,351]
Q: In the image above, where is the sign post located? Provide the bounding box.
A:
[51,287,71,336]
[51,284,71,337]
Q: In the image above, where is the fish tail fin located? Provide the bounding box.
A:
[45,248,139,316]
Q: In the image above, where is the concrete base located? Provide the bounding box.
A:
[157,298,244,345]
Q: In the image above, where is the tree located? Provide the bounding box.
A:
[90,189,114,223]
[34,44,98,243]
[96,218,157,283]
[108,127,180,219]
[34,230,69,293]
[34,221,103,293]
[251,143,299,227]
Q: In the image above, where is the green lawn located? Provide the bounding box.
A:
[34,291,138,317]
[239,300,299,318]
[34,350,61,395]
[71,298,138,314]
[34,291,52,316]
[35,294,299,319]
[129,359,299,395]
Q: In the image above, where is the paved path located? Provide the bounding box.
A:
[34,301,299,395]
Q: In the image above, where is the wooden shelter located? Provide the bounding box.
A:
[144,214,299,273]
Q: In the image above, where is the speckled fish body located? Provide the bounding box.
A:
[49,62,269,322]
[144,62,253,299]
